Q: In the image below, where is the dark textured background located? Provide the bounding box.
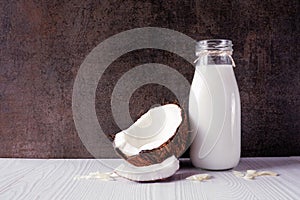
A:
[0,0,299,158]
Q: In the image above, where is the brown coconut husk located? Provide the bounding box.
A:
[114,102,191,167]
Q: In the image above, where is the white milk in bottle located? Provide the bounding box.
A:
[189,39,241,170]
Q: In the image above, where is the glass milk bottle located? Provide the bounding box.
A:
[189,39,241,170]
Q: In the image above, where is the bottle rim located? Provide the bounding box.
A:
[196,39,233,52]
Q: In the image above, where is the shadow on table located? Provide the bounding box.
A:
[141,159,210,183]
[233,157,300,171]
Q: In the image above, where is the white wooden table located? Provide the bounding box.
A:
[0,157,299,200]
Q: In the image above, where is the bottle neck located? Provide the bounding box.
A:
[195,39,235,66]
[196,39,233,51]
[194,50,235,67]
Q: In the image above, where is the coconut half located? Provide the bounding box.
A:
[113,103,190,167]
[115,155,179,182]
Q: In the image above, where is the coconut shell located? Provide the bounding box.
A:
[114,103,192,167]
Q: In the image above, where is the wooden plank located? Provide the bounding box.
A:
[0,158,299,200]
[0,159,48,196]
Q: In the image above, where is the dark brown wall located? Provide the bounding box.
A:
[0,0,299,158]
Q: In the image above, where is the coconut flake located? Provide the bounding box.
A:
[244,173,255,180]
[233,170,278,180]
[74,171,118,181]
[256,171,278,177]
[186,174,211,181]
[233,170,245,178]
[246,170,257,175]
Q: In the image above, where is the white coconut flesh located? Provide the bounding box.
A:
[113,104,182,157]
[115,155,179,181]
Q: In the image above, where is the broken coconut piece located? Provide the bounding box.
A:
[74,172,118,181]
[233,170,245,178]
[186,174,211,181]
[232,170,279,180]
[114,155,179,182]
[113,104,190,167]
[256,171,278,176]
[246,170,257,175]
[244,173,255,180]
